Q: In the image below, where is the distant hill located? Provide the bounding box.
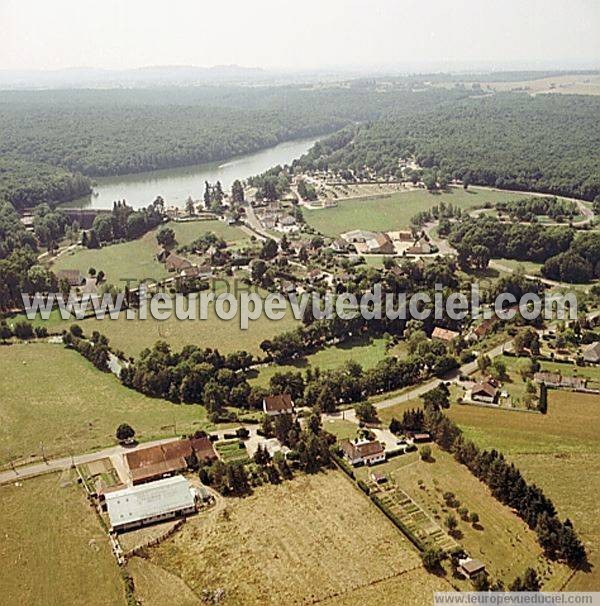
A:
[0,64,268,89]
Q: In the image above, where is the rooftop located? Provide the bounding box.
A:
[105,476,195,529]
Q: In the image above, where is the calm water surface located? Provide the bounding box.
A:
[66,137,318,210]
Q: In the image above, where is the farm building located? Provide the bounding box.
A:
[340,439,385,466]
[341,229,376,244]
[431,327,460,343]
[105,476,197,532]
[55,269,85,287]
[126,437,217,485]
[365,232,395,254]
[583,342,600,364]
[164,254,192,272]
[458,558,486,579]
[470,382,498,404]
[263,393,294,416]
[534,372,587,390]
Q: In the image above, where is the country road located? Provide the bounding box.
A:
[371,340,509,410]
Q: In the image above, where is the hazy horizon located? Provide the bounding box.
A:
[1,0,599,73]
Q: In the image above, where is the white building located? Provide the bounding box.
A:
[340,439,386,466]
[105,476,197,532]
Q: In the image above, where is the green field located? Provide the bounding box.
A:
[492,258,544,275]
[303,187,527,237]
[250,336,390,387]
[52,220,248,286]
[0,472,125,606]
[0,343,213,465]
[75,291,299,359]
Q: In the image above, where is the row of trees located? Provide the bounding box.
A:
[119,341,256,419]
[496,196,579,222]
[87,199,164,247]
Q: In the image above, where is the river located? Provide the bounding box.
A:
[64,137,318,210]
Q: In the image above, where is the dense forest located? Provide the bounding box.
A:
[295,93,600,200]
[0,85,466,208]
[0,157,91,209]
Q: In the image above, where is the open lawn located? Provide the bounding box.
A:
[52,220,248,286]
[0,343,211,465]
[147,471,440,605]
[304,187,527,237]
[492,258,543,275]
[511,453,600,591]
[0,472,125,606]
[75,292,299,359]
[127,557,201,606]
[377,386,600,457]
[250,336,390,387]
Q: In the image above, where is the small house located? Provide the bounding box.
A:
[583,342,600,364]
[411,432,432,443]
[471,382,498,404]
[431,327,460,343]
[458,558,486,579]
[165,254,192,273]
[340,439,386,466]
[55,269,85,288]
[406,238,433,255]
[263,393,294,416]
[330,238,349,253]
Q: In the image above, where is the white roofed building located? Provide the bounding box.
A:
[105,476,197,532]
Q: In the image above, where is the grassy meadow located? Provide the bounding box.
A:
[147,471,448,605]
[303,187,527,237]
[390,446,569,587]
[0,343,212,465]
[0,472,125,606]
[250,336,390,387]
[51,219,248,286]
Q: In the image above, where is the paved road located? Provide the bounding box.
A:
[243,205,280,242]
[0,425,264,487]
[0,436,184,486]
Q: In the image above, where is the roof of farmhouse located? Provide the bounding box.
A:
[105,476,195,528]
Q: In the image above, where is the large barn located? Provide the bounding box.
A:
[105,476,197,532]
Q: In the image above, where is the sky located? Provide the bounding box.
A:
[1,0,599,72]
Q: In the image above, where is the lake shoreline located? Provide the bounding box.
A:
[61,135,321,211]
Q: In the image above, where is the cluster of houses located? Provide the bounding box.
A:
[102,394,298,534]
[254,201,299,233]
[158,250,212,282]
[101,435,218,533]
[339,230,435,256]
